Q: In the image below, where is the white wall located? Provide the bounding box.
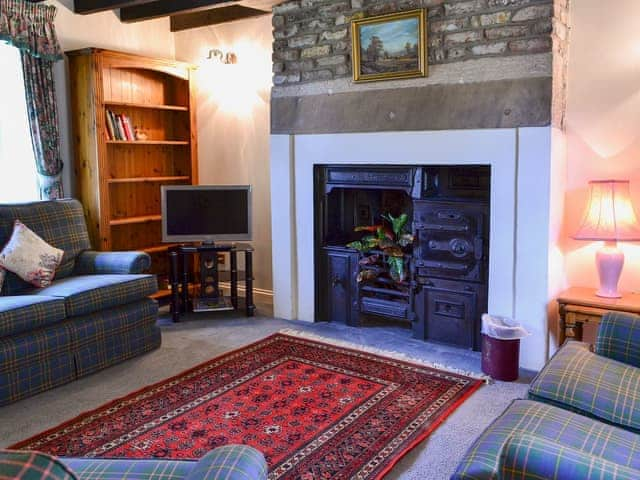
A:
[48,0,175,198]
[173,16,273,292]
[563,0,640,294]
[271,127,554,370]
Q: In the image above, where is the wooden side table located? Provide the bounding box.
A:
[557,287,640,345]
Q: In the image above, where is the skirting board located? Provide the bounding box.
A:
[218,281,273,303]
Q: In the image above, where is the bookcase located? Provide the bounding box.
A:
[66,48,198,300]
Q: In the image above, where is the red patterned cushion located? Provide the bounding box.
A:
[0,220,64,288]
[0,268,4,293]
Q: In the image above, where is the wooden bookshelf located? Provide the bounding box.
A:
[67,48,198,299]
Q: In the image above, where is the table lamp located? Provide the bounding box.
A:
[573,180,640,298]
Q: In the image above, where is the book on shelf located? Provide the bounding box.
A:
[105,110,116,140]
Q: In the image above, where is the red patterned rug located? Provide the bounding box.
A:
[13,332,483,479]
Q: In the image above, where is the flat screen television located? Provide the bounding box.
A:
[161,185,252,243]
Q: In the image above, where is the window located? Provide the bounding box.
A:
[0,42,38,202]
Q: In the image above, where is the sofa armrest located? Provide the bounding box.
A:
[185,445,267,480]
[74,250,151,275]
[500,433,640,480]
[595,312,640,368]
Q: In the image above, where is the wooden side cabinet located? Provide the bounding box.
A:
[557,287,640,345]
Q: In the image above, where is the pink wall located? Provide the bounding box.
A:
[564,0,640,293]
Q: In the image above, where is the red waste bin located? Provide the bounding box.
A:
[481,334,520,381]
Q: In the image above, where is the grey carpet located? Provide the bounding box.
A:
[0,303,532,479]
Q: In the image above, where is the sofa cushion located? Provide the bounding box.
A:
[452,399,640,480]
[0,220,64,288]
[499,433,640,480]
[529,341,640,433]
[33,274,157,317]
[0,449,77,480]
[63,458,194,480]
[0,199,91,295]
[0,295,66,338]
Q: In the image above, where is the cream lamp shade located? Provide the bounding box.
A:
[573,180,640,298]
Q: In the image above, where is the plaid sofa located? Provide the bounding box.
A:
[0,200,160,406]
[453,312,640,479]
[0,445,268,480]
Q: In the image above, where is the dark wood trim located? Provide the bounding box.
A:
[120,0,237,22]
[73,0,156,15]
[271,77,552,134]
[170,5,269,31]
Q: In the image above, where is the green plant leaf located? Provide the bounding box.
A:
[382,213,409,236]
[387,256,405,282]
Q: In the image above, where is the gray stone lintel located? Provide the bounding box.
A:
[271,77,551,134]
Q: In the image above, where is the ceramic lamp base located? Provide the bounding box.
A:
[595,241,624,298]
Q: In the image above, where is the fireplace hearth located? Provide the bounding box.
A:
[315,165,490,350]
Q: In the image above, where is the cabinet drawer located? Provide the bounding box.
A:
[326,167,414,188]
[566,311,602,324]
[361,297,409,319]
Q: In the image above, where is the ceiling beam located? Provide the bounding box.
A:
[73,0,156,15]
[120,0,237,23]
[170,5,269,32]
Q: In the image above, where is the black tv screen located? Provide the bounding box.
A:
[161,185,252,243]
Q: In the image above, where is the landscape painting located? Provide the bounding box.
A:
[352,10,426,82]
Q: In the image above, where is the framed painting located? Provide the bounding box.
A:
[351,9,427,83]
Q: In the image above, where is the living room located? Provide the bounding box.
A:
[1,0,640,478]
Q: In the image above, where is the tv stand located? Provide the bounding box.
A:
[168,243,255,321]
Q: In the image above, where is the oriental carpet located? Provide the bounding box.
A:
[12,332,483,479]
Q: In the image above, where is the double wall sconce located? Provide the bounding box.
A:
[207,49,237,64]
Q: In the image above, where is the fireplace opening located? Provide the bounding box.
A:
[314,165,491,351]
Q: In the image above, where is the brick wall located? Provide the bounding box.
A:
[551,0,570,129]
[272,0,554,85]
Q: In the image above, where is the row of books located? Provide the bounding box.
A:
[105,110,136,141]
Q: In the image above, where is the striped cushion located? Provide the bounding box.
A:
[596,311,640,368]
[0,200,91,295]
[0,295,66,338]
[452,399,640,479]
[32,274,157,317]
[500,433,640,480]
[529,341,640,432]
[185,445,268,480]
[62,458,194,480]
[0,449,77,480]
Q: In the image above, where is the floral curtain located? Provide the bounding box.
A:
[1,0,64,199]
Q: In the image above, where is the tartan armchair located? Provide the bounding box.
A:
[529,312,640,433]
[454,312,640,479]
[0,445,268,480]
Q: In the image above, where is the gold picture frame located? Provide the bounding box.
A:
[351,9,427,83]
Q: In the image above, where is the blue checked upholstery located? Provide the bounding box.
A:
[453,399,640,479]
[596,312,640,368]
[62,458,194,480]
[184,445,268,480]
[0,295,66,338]
[60,445,266,480]
[0,449,77,480]
[32,274,157,317]
[0,321,76,406]
[71,298,160,378]
[74,251,151,275]
[529,341,640,432]
[499,433,640,480]
[0,200,91,295]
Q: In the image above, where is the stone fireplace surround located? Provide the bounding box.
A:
[271,127,554,370]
